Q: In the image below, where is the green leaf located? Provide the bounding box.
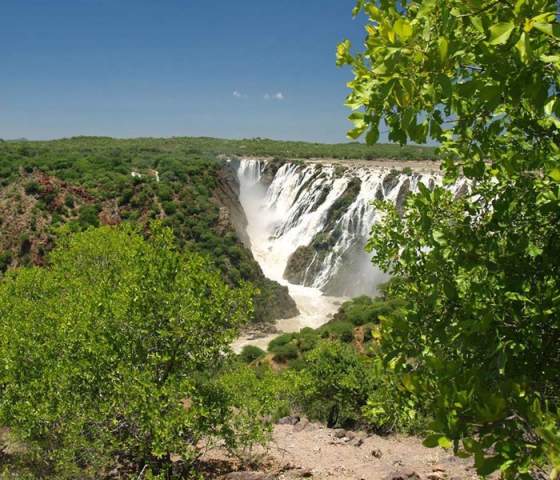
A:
[549,168,560,182]
[545,98,556,116]
[347,126,367,140]
[423,434,440,448]
[438,436,453,449]
[438,37,449,64]
[515,33,531,63]
[437,74,452,99]
[394,19,413,41]
[514,0,526,14]
[349,111,366,125]
[366,125,380,144]
[527,243,543,258]
[336,40,352,65]
[476,455,504,476]
[432,229,447,246]
[533,23,557,38]
[489,22,515,45]
[365,4,382,21]
[470,16,484,34]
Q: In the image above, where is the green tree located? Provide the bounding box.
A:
[0,223,253,478]
[297,341,376,428]
[339,1,559,478]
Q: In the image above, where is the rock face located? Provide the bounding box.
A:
[260,157,290,188]
[213,163,251,248]
[284,245,315,285]
[283,177,364,295]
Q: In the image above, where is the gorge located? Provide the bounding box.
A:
[231,157,467,349]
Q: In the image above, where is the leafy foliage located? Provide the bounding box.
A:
[295,341,377,429]
[340,0,560,477]
[212,365,292,463]
[239,345,267,364]
[0,224,254,478]
[242,292,427,433]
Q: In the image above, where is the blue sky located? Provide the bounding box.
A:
[0,0,369,142]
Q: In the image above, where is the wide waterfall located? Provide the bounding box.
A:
[234,158,465,349]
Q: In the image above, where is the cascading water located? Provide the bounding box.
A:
[233,158,467,349]
[233,160,345,351]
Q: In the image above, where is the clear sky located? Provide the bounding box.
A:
[0,0,370,142]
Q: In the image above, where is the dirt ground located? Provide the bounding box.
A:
[201,420,479,480]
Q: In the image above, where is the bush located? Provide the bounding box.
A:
[0,224,254,478]
[239,345,266,364]
[268,333,295,351]
[335,295,405,327]
[320,320,354,343]
[296,341,375,428]
[77,204,100,228]
[64,194,74,209]
[24,181,41,196]
[213,365,291,463]
[295,328,319,352]
[0,251,12,273]
[271,343,299,363]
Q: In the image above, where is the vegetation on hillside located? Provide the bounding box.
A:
[0,137,298,324]
[338,0,560,477]
[1,0,559,477]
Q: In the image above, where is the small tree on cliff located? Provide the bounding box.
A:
[338,1,559,478]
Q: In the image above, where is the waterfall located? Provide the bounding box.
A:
[233,158,467,349]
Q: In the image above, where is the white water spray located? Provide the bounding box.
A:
[233,158,467,350]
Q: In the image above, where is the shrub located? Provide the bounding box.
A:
[320,320,354,343]
[64,194,74,209]
[239,345,266,364]
[77,204,100,228]
[163,201,177,215]
[0,251,12,273]
[24,181,41,196]
[267,333,295,351]
[295,328,319,352]
[213,365,290,463]
[271,343,299,363]
[296,341,375,428]
[0,224,254,478]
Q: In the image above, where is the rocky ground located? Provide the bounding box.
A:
[200,417,479,480]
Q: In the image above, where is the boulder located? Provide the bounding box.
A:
[277,415,300,426]
[333,429,347,439]
[383,470,421,480]
[293,418,310,432]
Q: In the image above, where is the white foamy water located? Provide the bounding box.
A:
[233,160,344,351]
[232,159,467,351]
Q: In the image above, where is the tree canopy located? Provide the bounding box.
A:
[339,1,560,478]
